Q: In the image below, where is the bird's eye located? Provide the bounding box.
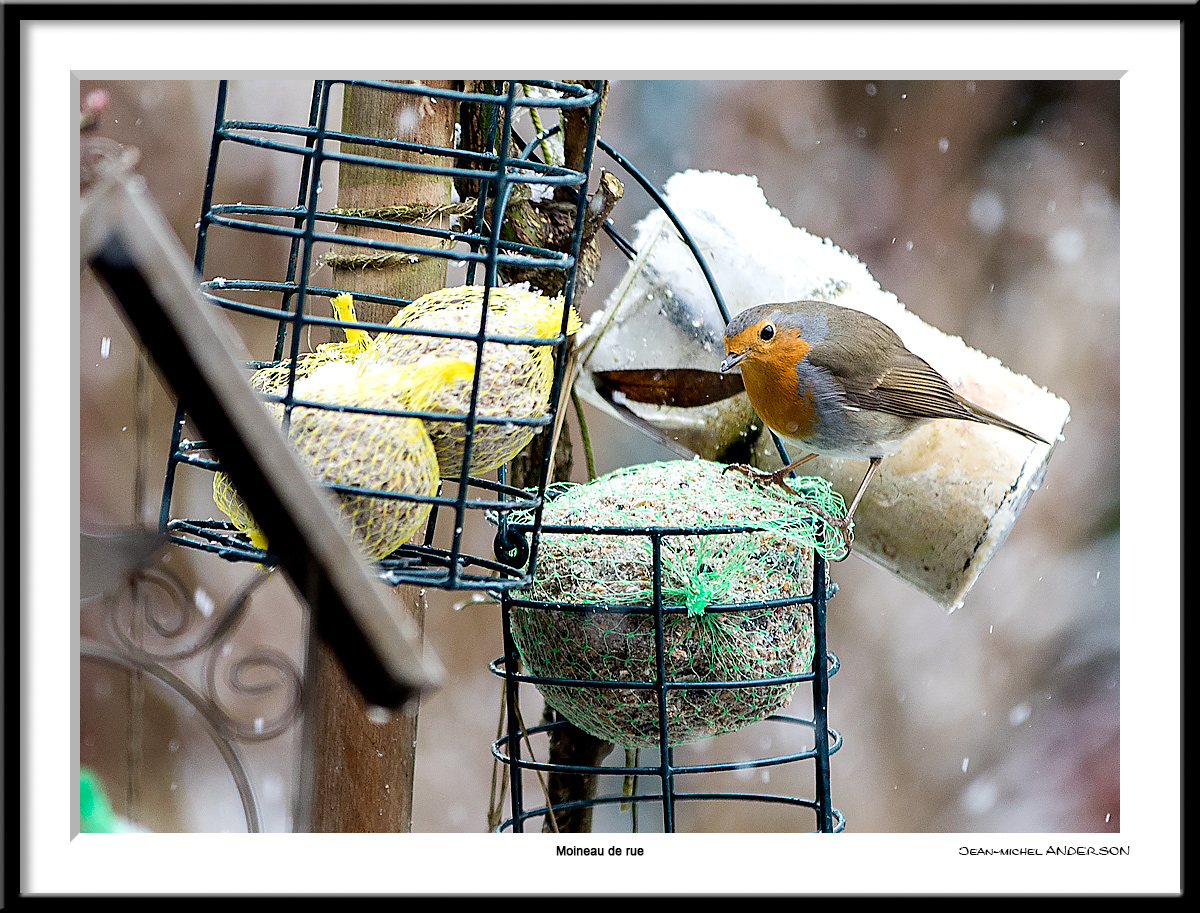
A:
[759,323,775,341]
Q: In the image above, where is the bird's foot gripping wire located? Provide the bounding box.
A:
[721,463,854,560]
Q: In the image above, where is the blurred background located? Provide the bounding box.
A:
[78,78,1119,834]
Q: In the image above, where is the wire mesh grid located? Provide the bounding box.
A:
[157,79,605,591]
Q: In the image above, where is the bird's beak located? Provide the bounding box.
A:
[719,350,748,375]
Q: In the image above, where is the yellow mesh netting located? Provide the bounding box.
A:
[365,285,582,476]
[246,292,372,395]
[213,359,445,560]
[212,285,579,557]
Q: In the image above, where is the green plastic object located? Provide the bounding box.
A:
[79,767,119,833]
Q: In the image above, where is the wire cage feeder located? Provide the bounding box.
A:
[158,79,605,591]
[494,506,845,833]
[489,146,845,833]
[147,79,842,832]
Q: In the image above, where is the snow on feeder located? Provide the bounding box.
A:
[577,170,1070,612]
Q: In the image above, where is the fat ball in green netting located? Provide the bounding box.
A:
[364,284,582,476]
[508,459,843,749]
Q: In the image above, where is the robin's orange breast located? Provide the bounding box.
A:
[739,334,818,442]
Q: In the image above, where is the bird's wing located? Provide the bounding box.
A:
[802,307,1049,444]
[804,312,975,421]
[863,350,979,421]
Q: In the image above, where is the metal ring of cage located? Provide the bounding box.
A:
[158,79,605,591]
[489,140,843,832]
[490,717,846,834]
[488,642,843,833]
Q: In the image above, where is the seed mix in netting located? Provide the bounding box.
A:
[508,459,844,748]
[367,286,582,476]
[211,286,578,558]
[213,361,441,559]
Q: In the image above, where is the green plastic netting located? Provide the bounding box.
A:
[508,459,843,749]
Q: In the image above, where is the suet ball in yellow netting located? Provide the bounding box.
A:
[213,358,450,560]
[364,285,582,476]
[212,285,578,558]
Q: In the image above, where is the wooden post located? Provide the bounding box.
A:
[330,80,457,325]
[305,80,456,833]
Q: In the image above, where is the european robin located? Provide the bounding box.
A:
[719,299,1051,554]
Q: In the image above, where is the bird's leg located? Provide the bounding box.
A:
[809,456,882,560]
[722,452,818,493]
[723,453,847,549]
[841,456,882,525]
[726,454,883,561]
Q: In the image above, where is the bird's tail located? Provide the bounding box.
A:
[958,395,1052,446]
